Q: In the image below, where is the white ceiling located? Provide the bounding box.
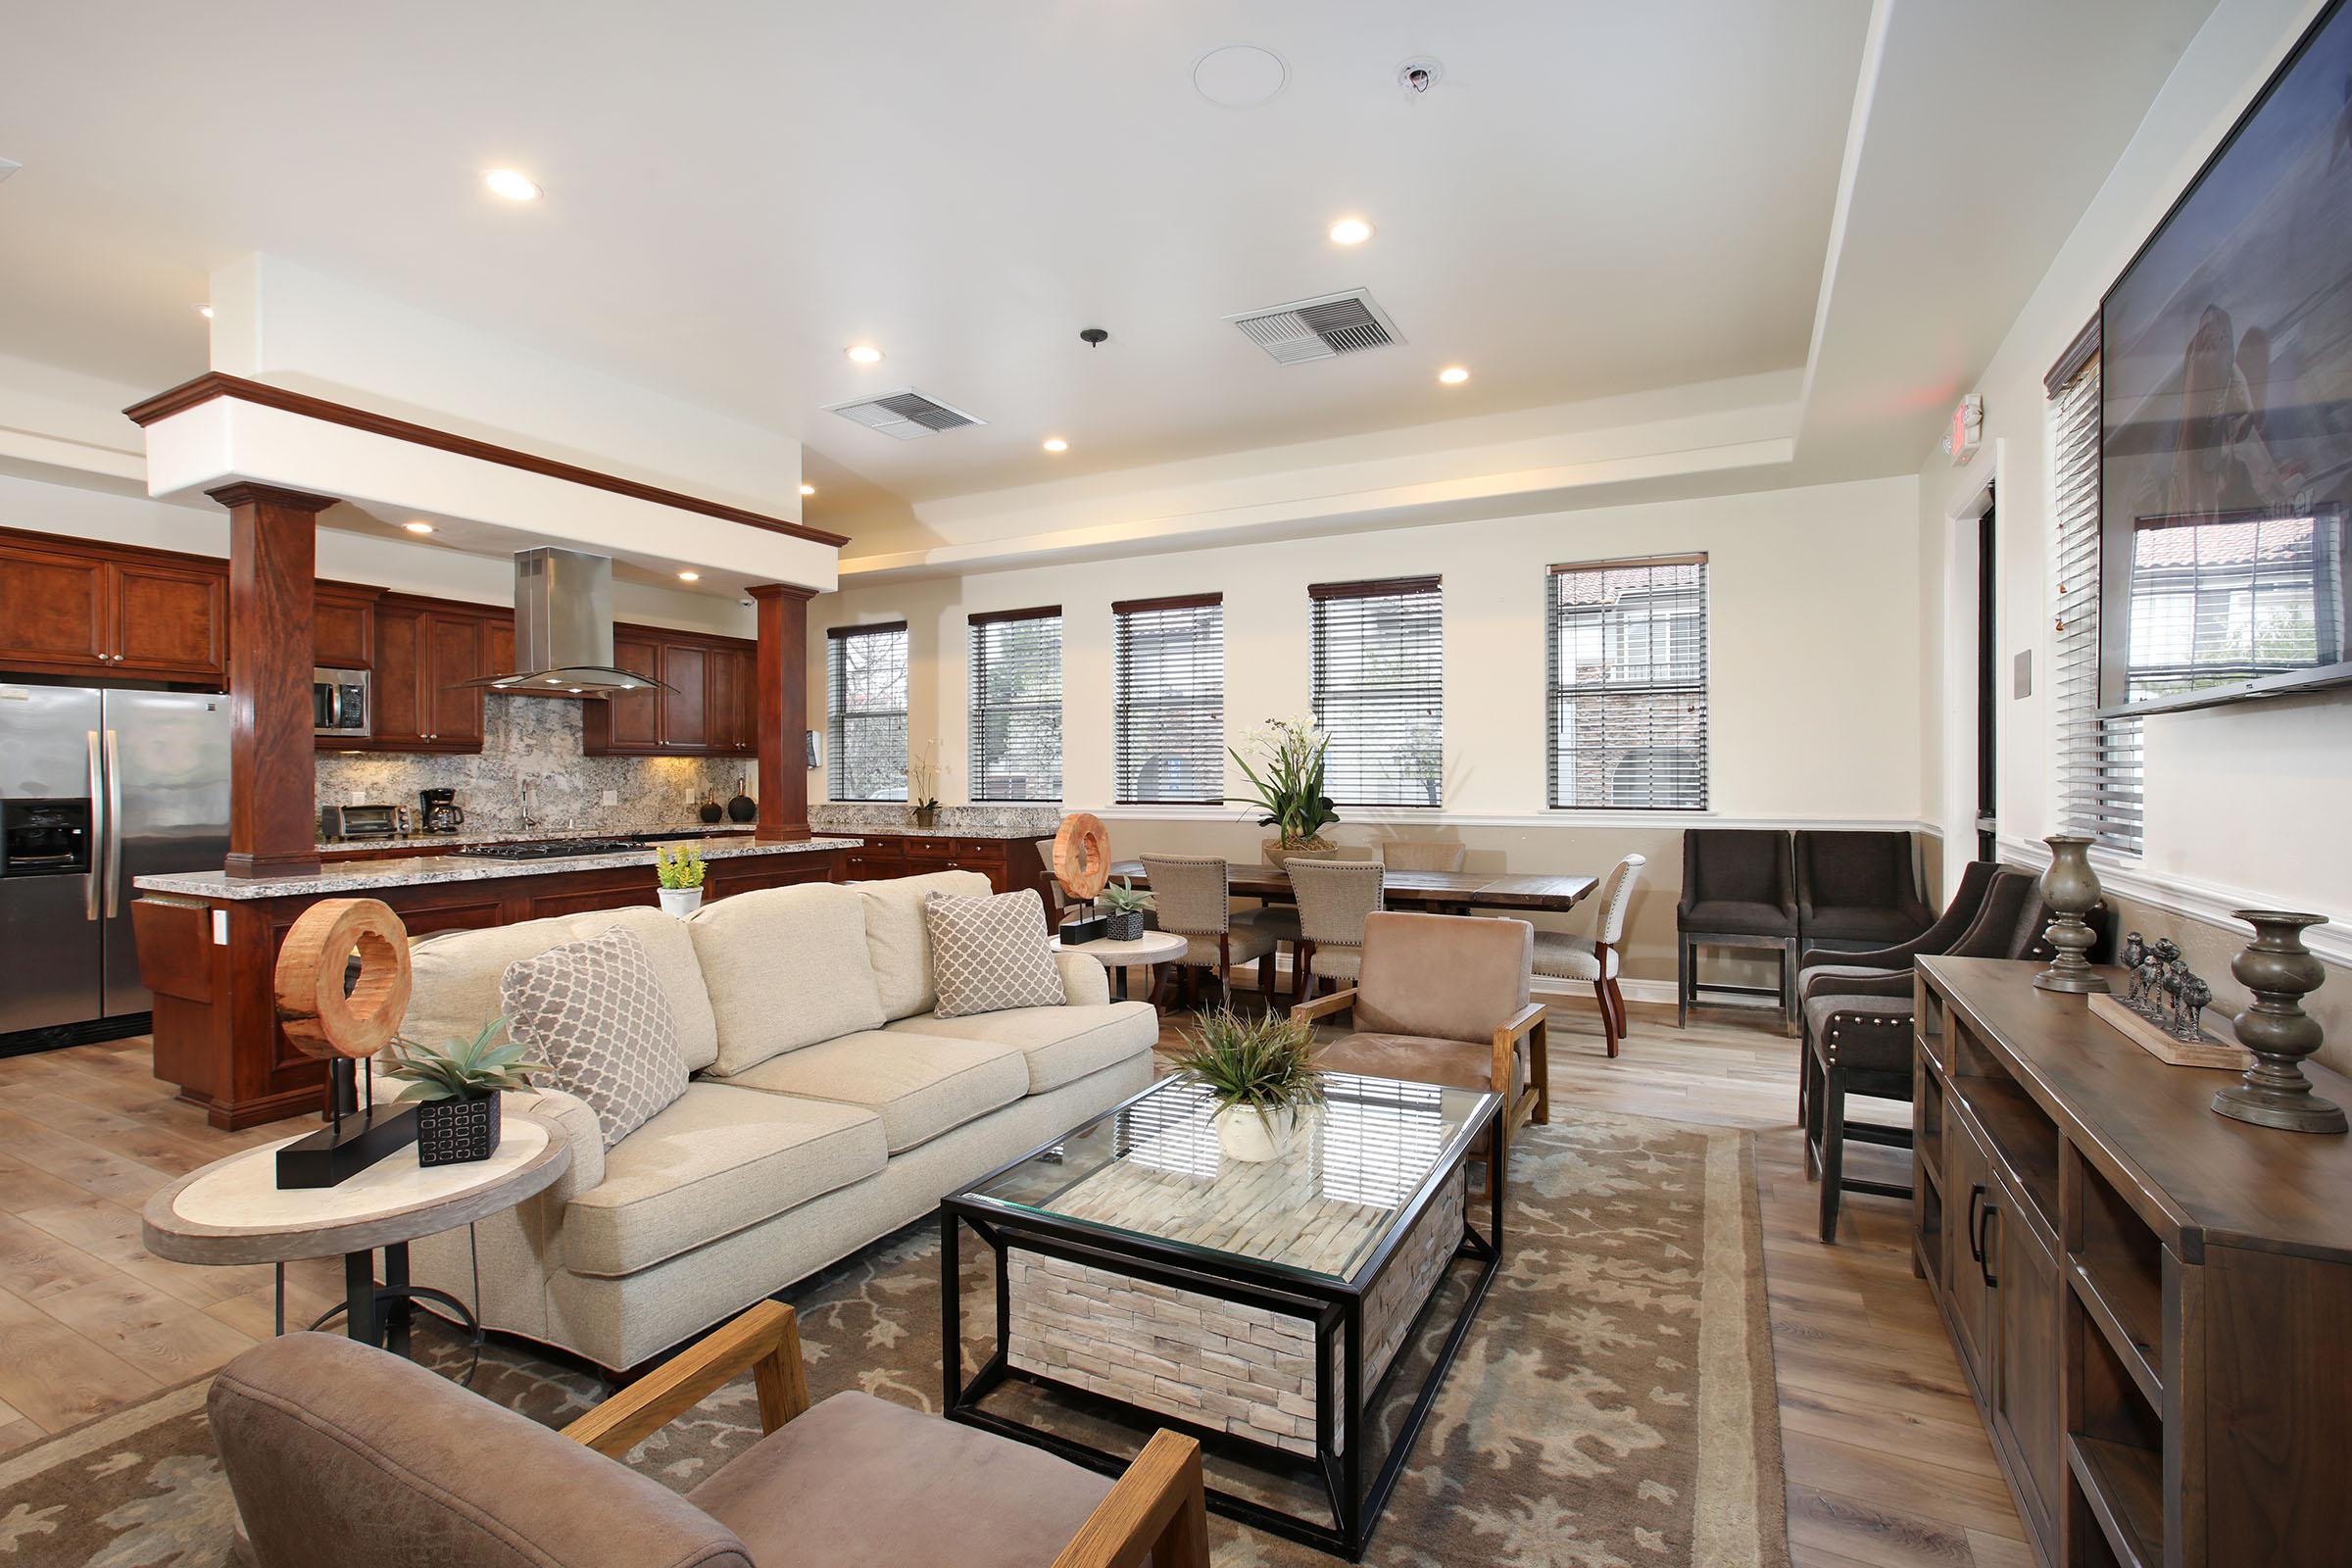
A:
[0,0,2217,541]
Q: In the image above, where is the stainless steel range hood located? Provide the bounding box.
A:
[459,547,670,697]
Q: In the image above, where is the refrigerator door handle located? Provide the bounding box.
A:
[84,729,105,921]
[103,727,124,918]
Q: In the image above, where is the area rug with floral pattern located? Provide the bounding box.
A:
[0,1106,1788,1568]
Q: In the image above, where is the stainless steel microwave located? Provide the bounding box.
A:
[314,666,370,738]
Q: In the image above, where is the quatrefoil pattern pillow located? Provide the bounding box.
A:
[501,927,687,1147]
[924,889,1067,1019]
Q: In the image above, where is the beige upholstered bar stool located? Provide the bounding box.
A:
[1378,840,1467,872]
[1531,853,1644,1057]
[1287,858,1387,1004]
[1139,854,1277,1006]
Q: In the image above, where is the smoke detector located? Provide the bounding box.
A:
[1396,57,1444,96]
[822,387,987,441]
[1226,288,1403,366]
[1194,44,1289,108]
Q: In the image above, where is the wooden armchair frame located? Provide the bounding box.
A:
[564,1301,1208,1568]
[1294,989,1549,1200]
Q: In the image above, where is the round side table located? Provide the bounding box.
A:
[1054,929,1188,1006]
[143,1112,569,1358]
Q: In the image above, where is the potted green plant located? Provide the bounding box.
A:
[1231,716,1340,868]
[381,1019,545,1166]
[1169,1007,1325,1163]
[907,741,946,829]
[1097,877,1152,941]
[655,844,706,917]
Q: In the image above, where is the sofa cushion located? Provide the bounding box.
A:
[855,870,995,1021]
[689,1391,1106,1568]
[721,1031,1028,1153]
[501,928,689,1149]
[925,889,1065,1019]
[885,1002,1156,1095]
[404,913,586,1057]
[689,883,887,1076]
[564,1084,886,1278]
[568,906,722,1073]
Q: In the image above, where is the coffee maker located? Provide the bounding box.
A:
[418,788,465,834]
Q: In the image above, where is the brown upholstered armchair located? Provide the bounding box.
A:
[209,1301,1208,1568]
[1296,911,1548,1200]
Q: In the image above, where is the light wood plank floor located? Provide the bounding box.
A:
[0,998,2022,1566]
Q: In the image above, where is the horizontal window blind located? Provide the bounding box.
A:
[2051,354,2142,854]
[1546,555,1708,810]
[825,622,907,801]
[1308,576,1443,808]
[969,606,1062,803]
[1113,593,1225,805]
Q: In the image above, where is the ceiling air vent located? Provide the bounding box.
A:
[1226,288,1403,366]
[822,387,987,441]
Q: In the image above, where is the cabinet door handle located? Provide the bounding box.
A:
[1966,1183,1985,1263]
[1977,1198,2000,1290]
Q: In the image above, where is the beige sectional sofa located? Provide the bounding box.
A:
[383,871,1157,1373]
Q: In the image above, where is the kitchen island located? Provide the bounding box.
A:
[131,835,857,1129]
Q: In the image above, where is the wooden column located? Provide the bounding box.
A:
[208,482,334,879]
[749,582,816,842]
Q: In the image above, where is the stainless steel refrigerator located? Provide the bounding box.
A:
[0,685,230,1039]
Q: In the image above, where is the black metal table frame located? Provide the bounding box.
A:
[939,1084,1503,1561]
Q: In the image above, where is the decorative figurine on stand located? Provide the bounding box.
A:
[272,898,422,1188]
[2091,930,2246,1071]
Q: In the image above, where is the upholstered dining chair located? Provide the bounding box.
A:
[1793,829,1936,956]
[1676,828,1800,1032]
[1033,838,1071,919]
[1287,858,1387,1004]
[1531,853,1645,1057]
[1140,853,1277,1006]
[1299,912,1547,1200]
[208,1301,1208,1568]
[1378,839,1467,873]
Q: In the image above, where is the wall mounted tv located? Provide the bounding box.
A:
[2099,0,2352,715]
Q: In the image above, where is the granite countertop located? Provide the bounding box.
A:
[807,806,1061,841]
[136,835,862,902]
[831,822,1055,841]
[319,822,757,853]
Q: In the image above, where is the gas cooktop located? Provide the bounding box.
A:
[454,838,640,861]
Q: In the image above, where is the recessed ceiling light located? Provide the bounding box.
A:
[1042,437,1069,453]
[845,345,884,365]
[484,169,542,201]
[1329,218,1374,246]
[402,520,436,534]
[1193,44,1290,109]
[1437,366,1470,385]
[799,483,817,496]
[677,570,701,582]
[197,305,214,319]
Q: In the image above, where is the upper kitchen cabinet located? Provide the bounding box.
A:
[313,583,380,669]
[583,626,757,757]
[0,527,227,687]
[358,594,498,753]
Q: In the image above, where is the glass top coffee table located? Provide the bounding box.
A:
[940,1070,1502,1561]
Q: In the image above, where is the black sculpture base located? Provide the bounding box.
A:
[275,1103,419,1188]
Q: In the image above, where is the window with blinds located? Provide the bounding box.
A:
[1545,555,1708,810]
[2049,352,2143,854]
[824,622,908,801]
[1112,594,1225,804]
[1308,576,1443,808]
[968,606,1062,802]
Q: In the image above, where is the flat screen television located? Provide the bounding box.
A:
[2099,0,2352,715]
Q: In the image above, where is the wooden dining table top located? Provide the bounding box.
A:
[1106,860,1596,912]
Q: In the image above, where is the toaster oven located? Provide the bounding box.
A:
[325,804,400,839]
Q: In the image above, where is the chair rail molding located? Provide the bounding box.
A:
[1077,804,1942,835]
[1995,833,2351,968]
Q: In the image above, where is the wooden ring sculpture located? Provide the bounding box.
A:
[274,898,414,1060]
[1053,812,1113,902]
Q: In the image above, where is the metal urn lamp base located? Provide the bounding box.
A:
[2212,910,2345,1135]
[2033,835,2110,994]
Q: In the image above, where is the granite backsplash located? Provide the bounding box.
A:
[317,696,758,837]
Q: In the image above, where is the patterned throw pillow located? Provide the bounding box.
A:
[500,927,688,1148]
[925,889,1067,1019]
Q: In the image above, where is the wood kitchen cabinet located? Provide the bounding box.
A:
[583,625,759,758]
[313,582,379,669]
[0,526,227,686]
[358,595,497,753]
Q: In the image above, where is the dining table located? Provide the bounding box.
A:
[1105,860,1596,914]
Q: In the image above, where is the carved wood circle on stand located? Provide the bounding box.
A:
[1054,812,1113,902]
[274,898,413,1060]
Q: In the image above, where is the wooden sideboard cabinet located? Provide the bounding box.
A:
[840,833,1054,902]
[0,526,227,686]
[1913,956,2352,1568]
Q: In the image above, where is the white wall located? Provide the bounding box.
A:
[1916,0,2352,932]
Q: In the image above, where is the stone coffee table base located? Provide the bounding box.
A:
[1005,1165,1466,1457]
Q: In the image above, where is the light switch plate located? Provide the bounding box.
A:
[2013,649,2034,699]
[213,909,228,946]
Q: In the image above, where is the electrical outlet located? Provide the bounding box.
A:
[601,789,617,806]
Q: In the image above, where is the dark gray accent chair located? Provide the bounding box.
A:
[1794,829,1936,956]
[1676,828,1800,1032]
[1801,868,2055,1245]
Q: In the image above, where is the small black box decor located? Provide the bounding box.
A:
[1060,912,1108,945]
[416,1093,502,1167]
